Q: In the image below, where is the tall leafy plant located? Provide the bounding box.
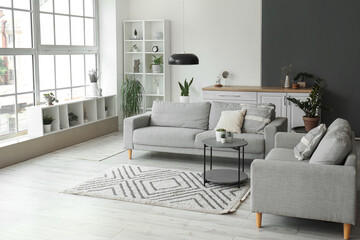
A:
[178,78,193,96]
[121,76,144,118]
[287,77,330,118]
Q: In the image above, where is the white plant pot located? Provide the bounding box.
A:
[43,124,51,133]
[215,131,226,141]
[220,138,226,143]
[69,121,77,127]
[284,75,290,88]
[180,96,190,103]
[152,65,163,73]
[90,82,98,96]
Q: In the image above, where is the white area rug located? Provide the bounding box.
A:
[65,164,250,214]
[51,132,125,161]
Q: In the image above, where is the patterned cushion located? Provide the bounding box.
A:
[241,103,275,134]
[294,124,327,160]
[309,118,352,165]
[214,109,247,133]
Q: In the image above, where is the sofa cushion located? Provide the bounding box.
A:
[294,123,327,160]
[241,103,275,134]
[209,101,243,129]
[195,130,265,154]
[266,148,309,163]
[214,109,247,133]
[150,101,211,130]
[309,118,352,165]
[133,126,203,148]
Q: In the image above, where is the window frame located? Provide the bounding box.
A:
[0,0,99,138]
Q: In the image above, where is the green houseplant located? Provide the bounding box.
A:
[151,55,163,73]
[287,77,330,131]
[215,128,226,142]
[43,92,58,106]
[294,72,315,88]
[43,115,54,133]
[68,112,79,126]
[121,76,145,118]
[178,78,194,103]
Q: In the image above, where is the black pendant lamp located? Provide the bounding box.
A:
[168,0,199,65]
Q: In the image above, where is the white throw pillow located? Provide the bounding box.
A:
[294,123,327,160]
[214,109,247,133]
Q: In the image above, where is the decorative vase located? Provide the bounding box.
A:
[220,138,226,143]
[152,65,162,73]
[90,82,98,96]
[156,86,160,95]
[303,116,320,132]
[43,124,51,133]
[215,131,226,141]
[180,96,190,103]
[284,75,290,88]
[226,132,233,142]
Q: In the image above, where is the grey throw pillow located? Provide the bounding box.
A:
[294,124,327,160]
[309,118,352,165]
[241,103,275,134]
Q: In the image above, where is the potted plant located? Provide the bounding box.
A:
[294,72,315,88]
[287,77,330,132]
[281,64,292,88]
[121,76,145,118]
[178,78,193,103]
[220,133,227,143]
[215,128,226,142]
[43,92,58,106]
[151,55,163,73]
[43,115,54,133]
[226,132,233,142]
[88,69,100,96]
[105,106,108,117]
[68,112,79,126]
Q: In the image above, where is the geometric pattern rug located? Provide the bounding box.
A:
[64,164,250,214]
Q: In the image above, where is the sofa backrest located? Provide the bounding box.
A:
[150,101,211,130]
[208,101,276,131]
[344,132,357,167]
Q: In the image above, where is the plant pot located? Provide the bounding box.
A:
[45,98,53,106]
[226,132,233,142]
[215,131,226,141]
[292,83,299,89]
[69,121,77,127]
[152,65,163,73]
[303,116,320,132]
[105,110,108,117]
[90,82,98,96]
[180,96,190,103]
[220,138,226,143]
[43,124,51,133]
[298,82,306,88]
[214,84,223,88]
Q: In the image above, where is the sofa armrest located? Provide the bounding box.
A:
[264,117,288,155]
[275,132,305,149]
[123,112,151,149]
[250,159,357,225]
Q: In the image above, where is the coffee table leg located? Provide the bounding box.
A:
[210,147,213,170]
[242,146,245,172]
[238,147,240,188]
[203,144,206,186]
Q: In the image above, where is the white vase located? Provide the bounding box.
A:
[284,75,290,88]
[90,82,98,96]
[156,86,160,95]
[180,96,190,103]
[152,65,163,73]
[43,124,51,133]
[215,131,226,141]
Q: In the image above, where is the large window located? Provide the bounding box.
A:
[0,0,98,138]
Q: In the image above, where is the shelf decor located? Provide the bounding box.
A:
[123,19,170,111]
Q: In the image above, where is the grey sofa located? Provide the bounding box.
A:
[124,101,287,160]
[250,122,357,239]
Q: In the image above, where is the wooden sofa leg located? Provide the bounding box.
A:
[128,149,132,159]
[256,213,262,228]
[344,223,351,240]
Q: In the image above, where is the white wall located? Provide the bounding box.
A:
[128,0,262,102]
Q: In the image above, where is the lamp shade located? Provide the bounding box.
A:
[168,53,199,65]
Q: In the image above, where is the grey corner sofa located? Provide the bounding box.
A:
[250,119,357,240]
[124,101,287,160]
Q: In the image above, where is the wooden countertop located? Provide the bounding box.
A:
[202,85,312,93]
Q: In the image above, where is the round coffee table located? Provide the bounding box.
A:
[202,138,248,188]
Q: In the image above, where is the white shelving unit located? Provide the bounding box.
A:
[27,95,117,137]
[123,19,170,112]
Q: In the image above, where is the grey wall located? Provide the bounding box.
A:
[262,0,360,136]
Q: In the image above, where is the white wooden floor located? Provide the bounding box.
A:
[0,132,359,240]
